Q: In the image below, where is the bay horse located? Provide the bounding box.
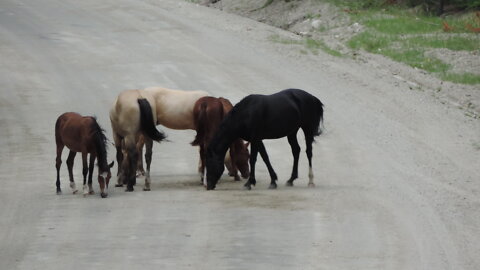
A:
[110,87,208,191]
[206,88,324,190]
[55,112,114,198]
[191,96,250,184]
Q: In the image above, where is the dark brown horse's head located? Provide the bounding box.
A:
[98,161,114,198]
[235,141,250,179]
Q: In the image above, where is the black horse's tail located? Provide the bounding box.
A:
[313,99,324,137]
[191,101,207,146]
[138,98,166,142]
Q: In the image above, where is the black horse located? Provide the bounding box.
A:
[206,88,324,190]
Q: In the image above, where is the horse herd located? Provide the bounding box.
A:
[55,87,324,198]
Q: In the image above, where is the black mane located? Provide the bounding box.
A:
[90,118,109,172]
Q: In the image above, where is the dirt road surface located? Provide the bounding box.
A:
[1,0,479,269]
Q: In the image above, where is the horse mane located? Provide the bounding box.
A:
[90,117,109,172]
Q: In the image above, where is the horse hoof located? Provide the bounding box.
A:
[268,184,277,189]
[125,187,134,192]
[72,190,79,194]
[56,190,62,195]
[308,183,316,188]
[143,187,151,191]
[101,193,108,198]
[89,190,95,195]
[234,176,241,181]
[243,185,252,190]
[286,181,293,187]
[115,184,123,187]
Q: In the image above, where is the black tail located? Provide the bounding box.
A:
[138,98,166,142]
[313,99,324,137]
[191,101,207,146]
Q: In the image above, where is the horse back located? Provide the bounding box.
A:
[145,87,208,130]
[192,97,225,147]
[55,112,96,152]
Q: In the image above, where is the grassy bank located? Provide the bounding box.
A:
[331,2,480,84]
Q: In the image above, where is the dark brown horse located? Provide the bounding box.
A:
[191,96,250,185]
[55,112,114,198]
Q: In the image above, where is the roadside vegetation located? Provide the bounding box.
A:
[329,0,480,84]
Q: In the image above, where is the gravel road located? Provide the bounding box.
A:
[1,0,479,269]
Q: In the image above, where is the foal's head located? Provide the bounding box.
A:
[98,161,114,198]
[90,119,114,198]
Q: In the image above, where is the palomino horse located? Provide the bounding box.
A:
[110,87,208,191]
[206,89,324,190]
[191,96,250,184]
[55,112,114,198]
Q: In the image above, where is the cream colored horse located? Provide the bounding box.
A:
[110,87,208,191]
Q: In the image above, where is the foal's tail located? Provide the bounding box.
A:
[313,99,324,137]
[138,98,166,142]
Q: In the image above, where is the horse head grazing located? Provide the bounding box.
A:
[206,147,224,190]
[91,119,112,198]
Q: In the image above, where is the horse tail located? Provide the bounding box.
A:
[191,101,207,146]
[137,98,166,142]
[313,98,324,137]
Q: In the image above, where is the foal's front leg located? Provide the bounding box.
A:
[87,154,95,194]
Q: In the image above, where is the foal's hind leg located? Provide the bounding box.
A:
[143,137,153,191]
[55,144,64,194]
[286,131,300,187]
[257,141,278,189]
[66,150,78,194]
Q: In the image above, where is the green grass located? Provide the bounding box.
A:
[305,38,343,57]
[344,8,480,85]
[441,73,480,85]
[269,35,343,57]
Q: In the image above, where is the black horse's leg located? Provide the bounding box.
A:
[304,132,315,187]
[143,137,153,191]
[66,150,78,194]
[244,142,258,190]
[257,141,278,189]
[55,144,64,194]
[81,152,89,196]
[286,131,301,187]
[88,154,95,194]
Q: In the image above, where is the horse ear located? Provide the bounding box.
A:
[109,161,115,168]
